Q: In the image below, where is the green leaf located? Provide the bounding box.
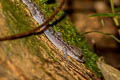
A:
[89,13,120,17]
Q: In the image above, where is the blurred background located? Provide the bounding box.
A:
[62,0,120,69]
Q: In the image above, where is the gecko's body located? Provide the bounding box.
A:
[22,0,85,62]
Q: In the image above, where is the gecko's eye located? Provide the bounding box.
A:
[79,55,86,63]
[78,54,83,59]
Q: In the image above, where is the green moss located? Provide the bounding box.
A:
[1,0,32,33]
[0,0,101,77]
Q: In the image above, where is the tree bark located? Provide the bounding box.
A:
[0,0,101,80]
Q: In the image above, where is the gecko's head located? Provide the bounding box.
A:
[70,45,86,63]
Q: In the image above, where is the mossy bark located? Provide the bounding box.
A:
[0,0,101,80]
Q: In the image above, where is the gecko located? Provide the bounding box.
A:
[0,0,85,62]
[21,0,85,62]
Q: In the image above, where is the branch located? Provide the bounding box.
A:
[0,0,65,41]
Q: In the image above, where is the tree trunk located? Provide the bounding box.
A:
[0,0,101,80]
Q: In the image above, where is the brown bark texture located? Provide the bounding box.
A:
[0,0,100,80]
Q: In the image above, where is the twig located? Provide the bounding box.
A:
[0,0,65,41]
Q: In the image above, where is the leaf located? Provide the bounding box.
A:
[89,13,120,17]
[97,57,120,80]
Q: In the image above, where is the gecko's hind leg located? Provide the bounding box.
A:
[62,47,70,63]
[64,52,69,62]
